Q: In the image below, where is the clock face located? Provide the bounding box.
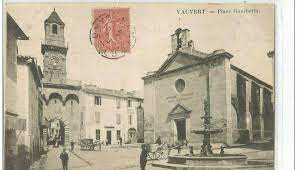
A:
[50,56,60,67]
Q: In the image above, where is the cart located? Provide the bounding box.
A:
[147,143,169,160]
[79,139,101,151]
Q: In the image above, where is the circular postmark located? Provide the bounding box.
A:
[89,8,136,59]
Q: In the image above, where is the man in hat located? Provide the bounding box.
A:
[60,148,69,170]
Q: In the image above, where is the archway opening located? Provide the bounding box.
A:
[128,128,136,143]
[48,118,65,147]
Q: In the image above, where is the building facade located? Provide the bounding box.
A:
[5,13,29,170]
[83,86,143,144]
[42,10,143,146]
[143,28,274,145]
[5,13,44,170]
[16,56,44,164]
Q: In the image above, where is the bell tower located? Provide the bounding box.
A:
[42,9,68,84]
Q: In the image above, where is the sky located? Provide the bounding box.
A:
[7,3,274,96]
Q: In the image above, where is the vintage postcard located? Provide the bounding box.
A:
[4,3,274,170]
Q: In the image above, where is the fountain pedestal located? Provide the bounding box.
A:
[168,154,248,166]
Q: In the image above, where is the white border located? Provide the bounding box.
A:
[1,1,295,170]
[276,0,295,170]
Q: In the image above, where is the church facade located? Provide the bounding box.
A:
[42,10,143,146]
[143,28,274,145]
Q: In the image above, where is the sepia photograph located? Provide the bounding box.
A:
[4,3,274,170]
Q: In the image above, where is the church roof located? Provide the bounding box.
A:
[142,48,233,80]
[45,9,65,25]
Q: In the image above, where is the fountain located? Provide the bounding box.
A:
[167,99,248,168]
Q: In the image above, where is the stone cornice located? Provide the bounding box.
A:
[231,65,273,90]
[41,44,68,55]
[43,83,81,90]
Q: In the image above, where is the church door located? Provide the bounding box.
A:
[175,119,186,142]
[106,131,112,144]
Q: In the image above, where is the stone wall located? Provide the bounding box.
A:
[230,66,274,143]
[5,21,18,114]
[45,23,65,47]
[16,62,43,163]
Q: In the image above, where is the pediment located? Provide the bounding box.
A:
[157,51,202,74]
[169,104,191,115]
[167,104,191,121]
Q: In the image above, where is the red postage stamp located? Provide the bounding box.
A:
[91,8,130,54]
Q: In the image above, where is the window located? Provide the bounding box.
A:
[116,114,121,125]
[175,79,185,92]
[52,24,58,34]
[127,100,132,107]
[128,115,132,125]
[117,130,121,140]
[95,96,102,105]
[96,129,100,140]
[95,112,100,123]
[116,98,121,108]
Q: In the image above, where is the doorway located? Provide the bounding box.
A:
[48,118,65,146]
[106,131,112,144]
[175,119,186,141]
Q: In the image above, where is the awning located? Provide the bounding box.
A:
[5,114,26,130]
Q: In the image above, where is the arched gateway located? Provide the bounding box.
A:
[43,90,81,147]
[48,118,68,146]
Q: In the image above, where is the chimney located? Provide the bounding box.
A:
[171,28,192,52]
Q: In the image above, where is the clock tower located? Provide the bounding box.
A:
[42,9,68,84]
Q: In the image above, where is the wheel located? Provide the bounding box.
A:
[154,151,161,160]
[159,150,168,160]
[147,152,155,160]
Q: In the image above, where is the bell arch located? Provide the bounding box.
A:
[64,94,79,106]
[47,92,63,105]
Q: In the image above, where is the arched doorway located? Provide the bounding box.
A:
[48,118,65,147]
[128,128,136,143]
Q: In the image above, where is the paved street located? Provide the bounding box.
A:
[34,145,162,170]
[31,143,274,170]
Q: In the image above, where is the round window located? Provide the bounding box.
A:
[175,79,185,92]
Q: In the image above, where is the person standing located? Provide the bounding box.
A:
[156,136,162,145]
[60,149,69,170]
[71,141,74,151]
[140,144,147,170]
[53,135,57,148]
[119,137,122,146]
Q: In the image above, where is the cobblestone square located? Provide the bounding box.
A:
[30,143,274,170]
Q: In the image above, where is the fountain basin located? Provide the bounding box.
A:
[168,154,248,166]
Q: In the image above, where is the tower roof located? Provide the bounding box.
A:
[45,9,65,26]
